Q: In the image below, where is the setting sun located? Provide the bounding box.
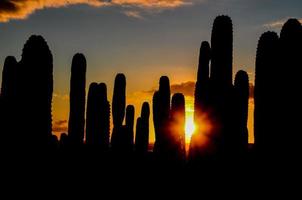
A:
[184,98,195,143]
[185,115,195,143]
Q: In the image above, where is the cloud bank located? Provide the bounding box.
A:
[0,0,191,22]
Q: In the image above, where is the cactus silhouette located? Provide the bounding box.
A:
[233,70,249,154]
[125,105,135,152]
[1,56,18,99]
[68,53,86,147]
[0,56,18,144]
[278,19,302,155]
[17,35,53,149]
[209,15,234,154]
[194,41,211,130]
[86,83,110,151]
[111,73,126,151]
[59,133,69,150]
[254,32,279,152]
[210,15,233,88]
[135,102,150,154]
[153,76,171,155]
[170,93,186,161]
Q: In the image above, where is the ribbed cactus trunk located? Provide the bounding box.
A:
[210,15,233,88]
[68,53,86,147]
[194,41,211,126]
[135,102,150,154]
[86,83,110,151]
[254,32,279,153]
[153,76,171,155]
[17,35,53,149]
[170,93,186,162]
[1,56,18,100]
[279,19,302,156]
[111,73,126,151]
[233,70,249,154]
[125,105,135,152]
[0,56,18,146]
[210,15,233,154]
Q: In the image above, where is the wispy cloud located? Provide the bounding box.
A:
[0,0,192,22]
[264,17,302,28]
[53,119,68,133]
[144,81,195,97]
[53,93,69,101]
[123,10,144,19]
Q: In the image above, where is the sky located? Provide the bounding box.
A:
[0,0,301,143]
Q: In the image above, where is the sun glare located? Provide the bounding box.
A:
[185,115,195,143]
[184,99,195,143]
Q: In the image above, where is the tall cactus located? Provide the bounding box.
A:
[86,82,110,151]
[0,56,18,144]
[254,32,279,152]
[210,15,233,88]
[209,15,234,153]
[68,53,86,147]
[111,73,126,150]
[1,56,18,99]
[17,35,53,148]
[194,41,211,128]
[125,105,135,152]
[233,70,249,153]
[135,102,150,154]
[170,93,186,161]
[153,76,171,155]
[279,19,302,154]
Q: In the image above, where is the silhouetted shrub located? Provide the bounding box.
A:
[68,53,86,147]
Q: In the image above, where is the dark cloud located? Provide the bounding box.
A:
[0,0,190,22]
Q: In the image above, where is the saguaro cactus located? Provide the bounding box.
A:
[254,32,279,152]
[194,41,211,128]
[135,102,150,154]
[86,82,110,151]
[125,105,135,152]
[111,73,126,150]
[210,15,233,88]
[18,35,53,148]
[1,56,18,99]
[68,53,86,147]
[279,19,302,154]
[233,70,249,153]
[153,76,171,154]
[0,56,18,143]
[170,93,186,161]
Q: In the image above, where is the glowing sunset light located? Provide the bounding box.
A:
[184,97,195,143]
